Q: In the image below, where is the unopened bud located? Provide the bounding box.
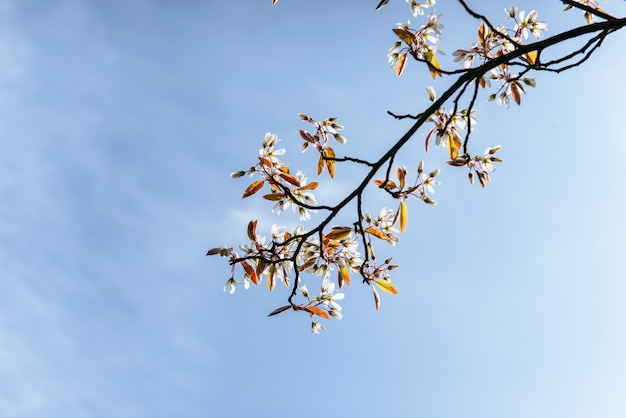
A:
[429,168,440,178]
[468,171,474,184]
[230,170,246,178]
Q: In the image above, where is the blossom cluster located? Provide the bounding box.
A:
[388,10,444,77]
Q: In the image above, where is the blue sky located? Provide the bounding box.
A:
[1,1,625,417]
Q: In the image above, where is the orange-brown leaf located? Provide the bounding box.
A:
[298,181,319,191]
[317,154,325,176]
[511,82,522,105]
[279,172,301,186]
[325,147,336,178]
[478,22,487,47]
[305,305,330,319]
[374,179,398,190]
[242,179,264,198]
[263,193,284,201]
[242,261,258,285]
[267,264,276,292]
[258,156,273,167]
[396,52,407,77]
[365,227,389,241]
[324,226,352,241]
[247,220,257,241]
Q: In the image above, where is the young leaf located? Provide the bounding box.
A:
[447,134,461,160]
[317,154,325,176]
[397,167,406,189]
[247,220,258,241]
[242,179,265,198]
[242,261,258,285]
[375,279,399,295]
[511,82,522,105]
[338,263,350,288]
[399,201,408,233]
[325,147,336,178]
[267,305,291,317]
[392,28,413,46]
[396,52,408,77]
[374,179,397,190]
[525,50,538,65]
[304,305,330,319]
[267,264,276,292]
[364,227,389,241]
[372,285,381,311]
[299,129,316,143]
[279,172,301,186]
[298,181,319,191]
[325,226,352,241]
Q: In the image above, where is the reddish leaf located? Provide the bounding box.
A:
[242,179,264,198]
[242,261,258,285]
[511,82,521,105]
[425,129,435,154]
[247,220,257,241]
[267,305,291,317]
[299,129,316,143]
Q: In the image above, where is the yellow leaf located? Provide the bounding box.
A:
[325,147,336,178]
[263,193,284,201]
[525,50,537,65]
[396,52,407,77]
[242,262,258,285]
[424,51,442,79]
[399,201,408,233]
[392,28,413,46]
[338,263,350,288]
[304,305,330,319]
[267,264,276,292]
[447,134,461,160]
[242,179,264,198]
[375,279,399,295]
